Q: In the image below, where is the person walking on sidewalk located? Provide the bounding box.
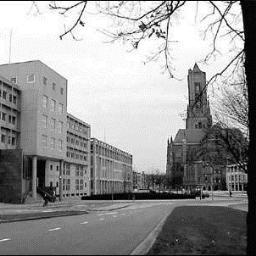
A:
[43,193,49,207]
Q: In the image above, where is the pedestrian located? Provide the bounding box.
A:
[43,193,48,207]
[229,190,232,197]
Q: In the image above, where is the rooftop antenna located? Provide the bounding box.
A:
[8,29,13,64]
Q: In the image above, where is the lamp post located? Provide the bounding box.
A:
[210,166,214,200]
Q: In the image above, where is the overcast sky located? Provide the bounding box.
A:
[0,1,240,173]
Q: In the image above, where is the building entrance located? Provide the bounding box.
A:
[37,159,46,188]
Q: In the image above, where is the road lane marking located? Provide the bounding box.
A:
[106,212,118,215]
[42,210,55,213]
[99,218,105,221]
[80,221,88,225]
[0,238,11,243]
[48,227,61,232]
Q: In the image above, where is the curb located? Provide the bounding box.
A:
[130,210,171,255]
[0,210,88,223]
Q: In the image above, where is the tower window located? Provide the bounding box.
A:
[195,82,200,92]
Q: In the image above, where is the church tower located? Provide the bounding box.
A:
[186,63,212,129]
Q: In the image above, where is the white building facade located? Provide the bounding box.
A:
[63,113,91,197]
[90,138,133,195]
[226,164,247,191]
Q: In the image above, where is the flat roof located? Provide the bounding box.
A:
[0,60,67,81]
[67,112,90,127]
[91,137,132,157]
[0,74,21,91]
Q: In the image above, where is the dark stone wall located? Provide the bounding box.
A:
[0,149,23,203]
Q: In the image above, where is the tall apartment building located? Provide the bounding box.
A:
[64,113,91,197]
[90,138,133,195]
[0,75,21,149]
[0,61,67,199]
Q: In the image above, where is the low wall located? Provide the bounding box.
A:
[0,149,23,203]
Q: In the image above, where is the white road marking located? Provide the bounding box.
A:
[106,212,118,215]
[42,210,55,213]
[48,227,61,232]
[0,238,11,243]
[99,218,105,221]
[98,211,118,216]
[80,221,88,225]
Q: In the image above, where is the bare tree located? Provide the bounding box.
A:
[213,68,248,137]
[33,1,256,254]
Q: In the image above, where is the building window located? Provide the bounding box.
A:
[12,116,16,125]
[27,74,35,83]
[57,121,63,134]
[58,103,64,114]
[80,179,83,190]
[13,95,17,104]
[50,137,55,149]
[9,115,12,123]
[2,112,6,121]
[76,179,79,190]
[52,83,56,90]
[60,87,64,95]
[43,95,48,109]
[9,94,12,102]
[11,137,16,146]
[43,77,47,85]
[50,118,56,131]
[42,135,47,147]
[3,91,7,100]
[66,179,70,190]
[10,77,17,84]
[1,134,6,143]
[58,139,63,151]
[42,115,48,128]
[195,82,200,93]
[50,99,56,112]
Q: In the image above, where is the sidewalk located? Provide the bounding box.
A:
[0,198,132,223]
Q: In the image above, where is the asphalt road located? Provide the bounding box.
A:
[0,198,247,255]
[0,201,176,255]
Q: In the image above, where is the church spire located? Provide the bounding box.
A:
[193,62,201,72]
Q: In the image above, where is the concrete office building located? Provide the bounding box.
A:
[64,113,91,197]
[90,138,133,195]
[0,75,21,149]
[0,60,68,199]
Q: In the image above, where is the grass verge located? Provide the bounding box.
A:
[148,206,246,255]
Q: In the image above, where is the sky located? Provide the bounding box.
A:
[0,1,242,173]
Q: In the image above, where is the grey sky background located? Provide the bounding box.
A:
[0,1,240,173]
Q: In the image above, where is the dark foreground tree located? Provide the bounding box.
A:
[35,1,255,254]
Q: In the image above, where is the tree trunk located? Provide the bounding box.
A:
[241,1,256,255]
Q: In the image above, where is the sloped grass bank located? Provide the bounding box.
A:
[148,206,246,255]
